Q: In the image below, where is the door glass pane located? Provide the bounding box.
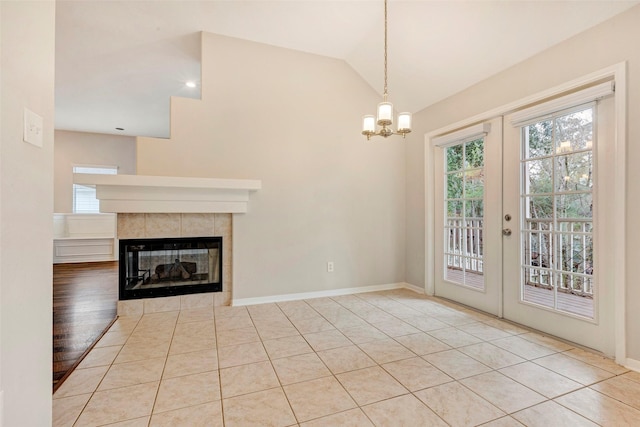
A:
[555,152,593,192]
[447,200,463,218]
[520,106,594,318]
[525,119,554,159]
[447,172,463,199]
[522,267,554,309]
[465,200,483,219]
[444,139,485,290]
[526,196,553,219]
[524,158,553,194]
[465,139,484,167]
[447,144,463,172]
[464,170,484,198]
[556,193,592,218]
[554,109,593,152]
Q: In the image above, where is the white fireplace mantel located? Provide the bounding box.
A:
[73,174,261,213]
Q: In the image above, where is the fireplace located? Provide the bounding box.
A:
[119,236,223,300]
[71,174,261,311]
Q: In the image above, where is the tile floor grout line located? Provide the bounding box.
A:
[375,292,609,424]
[212,306,229,427]
[269,302,337,426]
[145,311,180,425]
[550,393,607,426]
[277,298,397,425]
[584,381,640,411]
[307,293,451,425]
[70,316,142,426]
[69,315,143,427]
[213,307,235,427]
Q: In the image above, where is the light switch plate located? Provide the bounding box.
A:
[23,107,43,147]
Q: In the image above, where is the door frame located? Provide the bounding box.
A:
[424,62,627,364]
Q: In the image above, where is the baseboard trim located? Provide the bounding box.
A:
[403,282,426,294]
[624,357,640,373]
[232,282,413,307]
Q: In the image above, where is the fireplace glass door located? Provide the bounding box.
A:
[119,236,222,300]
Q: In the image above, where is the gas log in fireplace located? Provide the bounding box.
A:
[119,236,222,300]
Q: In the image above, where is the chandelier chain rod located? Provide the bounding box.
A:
[383,0,388,100]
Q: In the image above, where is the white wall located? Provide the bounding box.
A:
[0,1,55,425]
[54,130,136,213]
[404,5,640,361]
[137,33,406,300]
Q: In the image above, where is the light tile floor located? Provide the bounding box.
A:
[53,289,640,426]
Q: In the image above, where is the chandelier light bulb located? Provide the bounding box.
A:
[363,115,376,133]
[377,102,393,125]
[397,113,412,132]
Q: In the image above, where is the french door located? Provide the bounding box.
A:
[433,88,616,355]
[503,95,616,355]
[434,117,503,316]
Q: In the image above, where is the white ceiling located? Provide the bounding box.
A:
[55,0,639,138]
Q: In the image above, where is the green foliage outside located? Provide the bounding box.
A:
[525,109,593,220]
[446,138,484,218]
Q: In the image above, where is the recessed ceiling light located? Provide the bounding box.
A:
[185,81,197,88]
[115,127,124,131]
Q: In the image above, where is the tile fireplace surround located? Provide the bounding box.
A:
[73,173,262,316]
[117,213,233,316]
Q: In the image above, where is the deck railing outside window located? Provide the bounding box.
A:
[446,217,483,274]
[446,217,593,296]
[523,218,593,296]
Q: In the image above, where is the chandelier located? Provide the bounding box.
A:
[362,0,412,140]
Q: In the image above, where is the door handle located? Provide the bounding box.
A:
[502,228,512,236]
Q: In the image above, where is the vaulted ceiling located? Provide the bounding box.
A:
[55,0,639,138]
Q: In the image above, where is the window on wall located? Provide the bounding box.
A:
[73,165,118,213]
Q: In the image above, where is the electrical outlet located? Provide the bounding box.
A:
[327,262,334,272]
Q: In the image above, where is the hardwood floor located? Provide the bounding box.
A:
[53,261,118,392]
